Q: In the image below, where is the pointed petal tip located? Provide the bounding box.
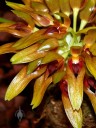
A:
[5,97,8,101]
[5,95,11,101]
[32,104,37,109]
[32,106,35,109]
[30,102,33,106]
[31,100,38,109]
[72,103,82,111]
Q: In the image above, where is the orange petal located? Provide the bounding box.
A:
[31,75,52,109]
[0,43,16,54]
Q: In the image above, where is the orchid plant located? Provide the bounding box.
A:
[0,0,96,128]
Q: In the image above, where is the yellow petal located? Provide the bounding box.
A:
[31,74,45,105]
[5,66,46,101]
[45,0,60,13]
[6,1,33,12]
[85,54,96,79]
[42,51,63,64]
[27,58,42,74]
[84,30,96,49]
[52,70,65,84]
[66,64,85,110]
[62,94,83,128]
[12,10,35,28]
[89,30,96,55]
[80,0,95,22]
[11,51,47,64]
[38,38,59,51]
[12,29,46,49]
[10,43,40,63]
[59,0,71,16]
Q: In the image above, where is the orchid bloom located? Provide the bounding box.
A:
[0,0,96,128]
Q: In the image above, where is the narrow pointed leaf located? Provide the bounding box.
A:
[62,94,83,128]
[5,66,46,101]
[67,65,85,110]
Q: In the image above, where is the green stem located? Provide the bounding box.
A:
[79,20,87,30]
[73,8,79,32]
